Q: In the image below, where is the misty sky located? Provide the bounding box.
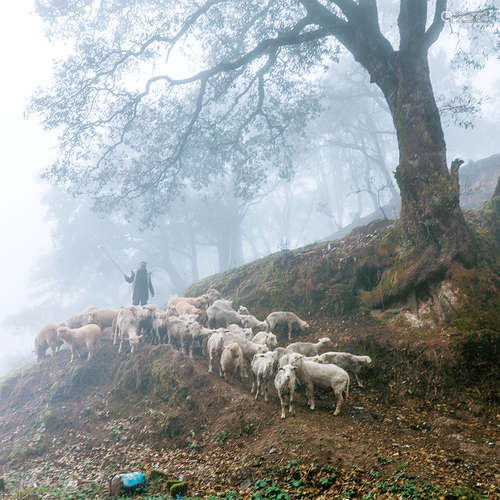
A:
[0,2,498,375]
[0,3,55,370]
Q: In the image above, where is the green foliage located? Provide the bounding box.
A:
[215,430,230,447]
[449,266,500,400]
[170,481,189,497]
[148,469,167,482]
[252,478,290,500]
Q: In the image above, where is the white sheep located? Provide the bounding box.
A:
[287,337,334,357]
[166,315,195,353]
[114,307,143,354]
[132,305,158,344]
[173,301,207,324]
[62,312,89,329]
[207,303,242,328]
[207,331,268,376]
[287,354,350,416]
[152,310,169,344]
[274,364,298,419]
[252,331,278,349]
[86,308,118,330]
[212,298,233,310]
[220,343,248,382]
[207,331,225,374]
[250,350,279,402]
[224,334,269,364]
[190,326,214,358]
[226,324,253,339]
[241,314,268,333]
[265,311,309,340]
[181,321,212,358]
[237,305,250,315]
[57,324,101,362]
[274,347,295,361]
[34,323,63,361]
[310,352,372,388]
[168,294,209,310]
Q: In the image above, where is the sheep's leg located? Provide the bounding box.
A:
[264,382,269,402]
[240,366,246,382]
[288,322,292,340]
[75,345,84,360]
[278,389,286,419]
[208,353,213,373]
[307,382,315,410]
[255,378,261,400]
[355,371,364,388]
[289,386,295,416]
[70,347,76,363]
[333,386,344,416]
[50,344,57,358]
[250,373,255,393]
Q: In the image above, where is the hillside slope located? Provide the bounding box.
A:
[0,184,498,499]
[0,327,498,498]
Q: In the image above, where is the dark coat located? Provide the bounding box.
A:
[125,267,155,305]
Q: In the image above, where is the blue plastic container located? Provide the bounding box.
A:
[120,472,146,488]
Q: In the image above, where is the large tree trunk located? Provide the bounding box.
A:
[329,0,477,302]
[381,52,475,265]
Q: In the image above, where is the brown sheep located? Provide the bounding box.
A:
[87,308,118,330]
[220,343,248,382]
[168,295,208,310]
[57,324,101,362]
[34,323,63,361]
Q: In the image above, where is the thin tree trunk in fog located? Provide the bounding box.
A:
[244,232,261,261]
[333,160,345,228]
[350,156,363,223]
[216,215,244,272]
[162,247,188,293]
[188,226,199,282]
[318,159,338,232]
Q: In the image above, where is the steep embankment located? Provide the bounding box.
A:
[184,182,500,405]
[0,183,498,499]
[0,338,498,499]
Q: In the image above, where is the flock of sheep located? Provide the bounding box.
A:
[33,288,372,419]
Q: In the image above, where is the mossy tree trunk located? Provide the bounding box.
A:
[327,0,477,303]
[382,52,475,263]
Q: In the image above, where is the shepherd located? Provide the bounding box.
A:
[124,261,155,306]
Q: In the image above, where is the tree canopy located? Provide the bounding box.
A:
[31,1,497,265]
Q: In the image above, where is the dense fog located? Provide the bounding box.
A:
[0,1,498,376]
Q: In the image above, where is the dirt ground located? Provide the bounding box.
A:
[0,314,498,499]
